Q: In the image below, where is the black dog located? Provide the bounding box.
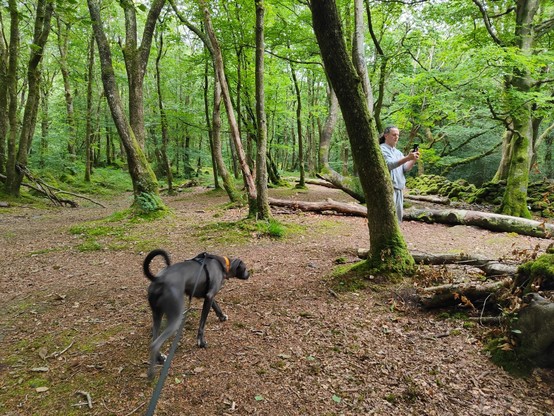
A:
[143,249,249,379]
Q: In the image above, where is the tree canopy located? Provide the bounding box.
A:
[0,0,552,217]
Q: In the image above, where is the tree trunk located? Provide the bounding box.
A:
[0,21,8,175]
[199,0,257,213]
[404,207,554,238]
[87,0,163,211]
[311,0,413,276]
[255,0,271,220]
[319,85,339,172]
[5,0,54,197]
[56,16,77,159]
[155,29,173,194]
[212,73,239,201]
[290,62,305,188]
[119,0,166,149]
[84,33,95,182]
[352,0,373,113]
[203,56,219,190]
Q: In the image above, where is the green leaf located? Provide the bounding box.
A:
[332,395,341,403]
[255,395,265,401]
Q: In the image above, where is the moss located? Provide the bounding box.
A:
[517,253,554,292]
[485,337,533,377]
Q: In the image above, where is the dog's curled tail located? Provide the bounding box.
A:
[143,249,171,281]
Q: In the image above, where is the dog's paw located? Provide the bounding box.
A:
[197,339,207,348]
[219,314,228,322]
[156,353,167,364]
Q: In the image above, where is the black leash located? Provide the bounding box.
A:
[145,254,207,416]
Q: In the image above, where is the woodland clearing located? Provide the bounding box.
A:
[1,184,553,416]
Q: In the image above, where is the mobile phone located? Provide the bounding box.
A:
[412,143,419,152]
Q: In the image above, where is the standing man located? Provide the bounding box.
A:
[379,126,420,222]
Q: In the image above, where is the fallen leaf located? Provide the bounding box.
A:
[38,347,48,360]
[35,387,49,393]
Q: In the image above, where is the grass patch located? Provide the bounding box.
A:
[195,218,304,244]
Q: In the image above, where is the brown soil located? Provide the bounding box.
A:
[1,185,553,416]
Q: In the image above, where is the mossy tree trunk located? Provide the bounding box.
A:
[476,0,550,219]
[119,0,166,149]
[87,0,162,211]
[311,0,414,276]
[5,0,54,197]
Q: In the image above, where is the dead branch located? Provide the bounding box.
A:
[418,278,512,309]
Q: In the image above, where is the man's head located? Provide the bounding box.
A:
[382,126,400,147]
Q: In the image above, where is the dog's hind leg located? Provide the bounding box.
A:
[148,305,183,380]
[150,309,166,364]
[211,300,228,322]
[196,296,215,348]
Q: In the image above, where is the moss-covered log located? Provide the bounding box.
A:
[404,208,554,238]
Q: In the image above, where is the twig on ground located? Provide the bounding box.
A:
[75,391,93,408]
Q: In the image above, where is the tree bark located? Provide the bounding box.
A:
[311,0,414,276]
[56,16,77,159]
[84,33,95,182]
[5,0,54,197]
[404,207,554,238]
[87,0,162,209]
[290,62,305,188]
[318,85,339,171]
[255,0,271,219]
[199,0,257,213]
[0,16,9,175]
[154,28,173,194]
[352,0,373,113]
[119,0,166,149]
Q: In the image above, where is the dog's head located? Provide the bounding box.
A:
[229,258,250,280]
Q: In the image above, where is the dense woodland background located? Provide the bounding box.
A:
[0,0,553,213]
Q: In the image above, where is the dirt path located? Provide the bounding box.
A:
[1,185,553,415]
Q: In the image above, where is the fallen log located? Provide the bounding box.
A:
[418,277,512,309]
[404,207,553,239]
[357,249,518,276]
[268,197,553,239]
[268,197,367,217]
[303,178,337,189]
[405,194,450,205]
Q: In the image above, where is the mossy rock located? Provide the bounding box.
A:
[516,253,554,293]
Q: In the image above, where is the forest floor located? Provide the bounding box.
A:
[1,183,553,416]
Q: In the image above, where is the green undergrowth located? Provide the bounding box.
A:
[195,217,303,244]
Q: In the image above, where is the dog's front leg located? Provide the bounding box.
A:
[197,296,214,348]
[211,300,228,322]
